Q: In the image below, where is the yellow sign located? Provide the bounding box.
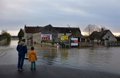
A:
[61,35,68,41]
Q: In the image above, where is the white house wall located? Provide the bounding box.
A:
[25,33,33,46]
[26,33,33,39]
[24,32,41,46]
[103,31,117,42]
[33,32,41,44]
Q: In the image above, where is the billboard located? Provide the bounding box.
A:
[61,35,68,41]
[41,34,52,41]
[70,37,79,47]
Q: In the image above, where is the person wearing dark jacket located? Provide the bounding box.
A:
[17,40,27,71]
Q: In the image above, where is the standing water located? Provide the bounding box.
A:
[37,46,120,74]
[0,40,120,74]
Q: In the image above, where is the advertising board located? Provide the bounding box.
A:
[70,37,79,47]
[41,34,52,41]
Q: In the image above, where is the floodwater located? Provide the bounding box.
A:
[0,40,120,74]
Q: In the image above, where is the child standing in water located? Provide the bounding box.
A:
[28,46,37,71]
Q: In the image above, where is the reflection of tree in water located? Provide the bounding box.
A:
[42,49,57,65]
[60,49,68,62]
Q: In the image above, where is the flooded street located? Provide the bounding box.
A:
[0,40,120,74]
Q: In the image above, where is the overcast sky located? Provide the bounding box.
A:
[0,0,120,35]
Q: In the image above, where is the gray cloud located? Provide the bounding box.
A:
[0,0,120,33]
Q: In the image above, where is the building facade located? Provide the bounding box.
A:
[90,30,117,46]
[24,24,82,47]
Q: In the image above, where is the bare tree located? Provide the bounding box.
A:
[84,24,100,36]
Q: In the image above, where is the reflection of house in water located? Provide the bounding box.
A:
[61,49,68,60]
[24,24,82,47]
[42,49,57,65]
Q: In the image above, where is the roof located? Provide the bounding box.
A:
[25,26,42,33]
[90,30,111,40]
[40,24,58,34]
[54,27,81,34]
[24,25,81,36]
[90,31,101,40]
[100,30,110,38]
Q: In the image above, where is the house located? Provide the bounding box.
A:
[24,24,82,46]
[54,26,82,47]
[90,30,117,46]
[24,26,41,46]
[40,25,58,42]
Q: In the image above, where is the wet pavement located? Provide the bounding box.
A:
[0,65,120,78]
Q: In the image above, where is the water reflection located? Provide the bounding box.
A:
[60,49,68,60]
[87,48,112,69]
[0,40,18,65]
[42,49,57,65]
[37,47,120,74]
[1,40,120,74]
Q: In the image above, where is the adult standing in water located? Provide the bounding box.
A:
[16,39,27,71]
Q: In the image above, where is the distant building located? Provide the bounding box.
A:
[89,30,117,46]
[24,24,82,46]
[24,26,41,46]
